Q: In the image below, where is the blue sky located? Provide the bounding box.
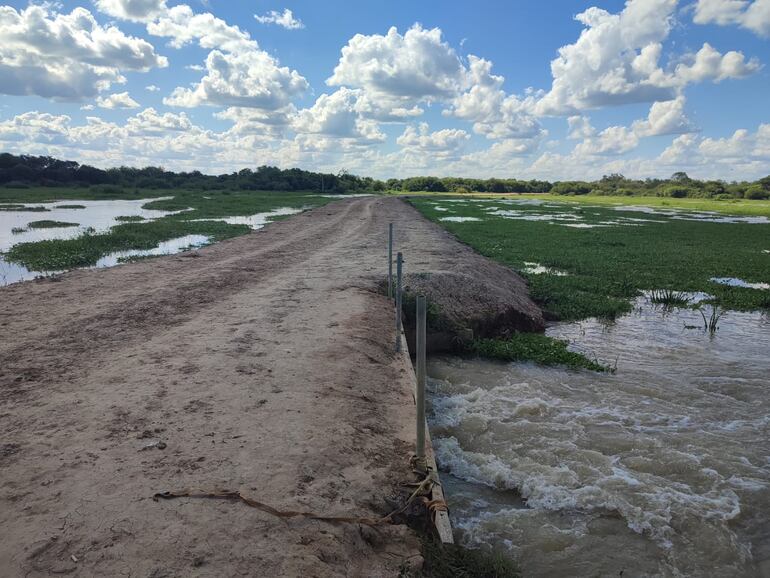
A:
[0,0,768,180]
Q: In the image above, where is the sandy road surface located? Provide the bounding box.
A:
[0,197,536,577]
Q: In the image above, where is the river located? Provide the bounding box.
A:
[428,297,770,576]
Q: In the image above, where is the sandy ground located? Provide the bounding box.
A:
[0,197,537,577]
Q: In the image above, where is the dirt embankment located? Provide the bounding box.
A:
[0,197,540,577]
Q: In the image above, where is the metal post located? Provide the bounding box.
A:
[387,223,393,299]
[395,252,403,352]
[415,295,427,469]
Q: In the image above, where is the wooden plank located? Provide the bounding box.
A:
[398,330,454,544]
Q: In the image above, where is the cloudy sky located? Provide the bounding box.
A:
[0,0,768,180]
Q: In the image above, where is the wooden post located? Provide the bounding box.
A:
[387,223,393,299]
[415,295,427,469]
[395,252,403,352]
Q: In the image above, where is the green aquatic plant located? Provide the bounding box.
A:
[699,305,724,335]
[27,220,79,229]
[469,334,612,372]
[410,197,770,319]
[114,215,146,222]
[3,190,333,272]
[5,219,248,270]
[404,534,520,578]
[649,289,690,308]
[0,204,49,212]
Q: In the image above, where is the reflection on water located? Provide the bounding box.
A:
[0,198,175,253]
[199,206,305,228]
[0,235,210,285]
[428,298,770,577]
[0,200,306,286]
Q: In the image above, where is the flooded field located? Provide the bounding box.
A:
[0,199,307,285]
[428,298,770,576]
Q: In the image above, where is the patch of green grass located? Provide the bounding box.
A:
[114,215,146,222]
[56,204,86,209]
[0,186,165,203]
[411,197,770,319]
[524,194,770,218]
[405,534,519,578]
[0,204,49,212]
[395,192,770,218]
[5,219,248,271]
[469,334,611,372]
[27,220,79,229]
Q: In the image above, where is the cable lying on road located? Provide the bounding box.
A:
[152,473,446,527]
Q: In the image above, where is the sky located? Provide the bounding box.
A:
[0,0,768,181]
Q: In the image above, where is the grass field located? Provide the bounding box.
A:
[3,189,334,270]
[410,196,770,321]
[395,191,770,217]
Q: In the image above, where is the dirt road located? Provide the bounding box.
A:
[0,197,538,577]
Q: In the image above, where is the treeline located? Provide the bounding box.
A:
[0,154,379,194]
[551,172,770,200]
[385,176,552,193]
[1,153,769,199]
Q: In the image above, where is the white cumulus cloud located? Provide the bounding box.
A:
[0,5,167,100]
[632,96,697,136]
[672,43,760,84]
[327,24,465,111]
[254,9,304,30]
[94,0,168,23]
[397,122,470,156]
[534,0,760,115]
[692,0,770,37]
[574,125,640,155]
[97,92,140,109]
[293,88,385,144]
[163,49,308,112]
[446,55,543,140]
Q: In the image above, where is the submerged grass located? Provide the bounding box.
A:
[406,534,519,578]
[3,189,336,272]
[5,219,249,270]
[470,334,611,372]
[397,192,770,218]
[649,289,691,307]
[410,197,770,320]
[0,204,49,212]
[56,204,87,209]
[699,305,724,335]
[27,220,79,229]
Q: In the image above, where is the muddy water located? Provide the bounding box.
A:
[428,299,770,577]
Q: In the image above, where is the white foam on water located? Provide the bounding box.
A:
[428,299,770,576]
[521,262,568,276]
[560,223,608,228]
[710,277,770,290]
[439,216,482,222]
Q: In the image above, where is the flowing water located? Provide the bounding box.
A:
[428,298,770,577]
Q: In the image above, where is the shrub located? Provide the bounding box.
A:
[744,185,769,200]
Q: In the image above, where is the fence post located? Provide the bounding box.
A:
[415,295,427,471]
[395,252,403,352]
[387,223,393,299]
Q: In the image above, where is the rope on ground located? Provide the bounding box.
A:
[152,473,439,527]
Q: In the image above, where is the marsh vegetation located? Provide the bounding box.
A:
[0,189,336,283]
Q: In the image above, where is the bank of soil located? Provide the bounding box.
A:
[0,197,539,576]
